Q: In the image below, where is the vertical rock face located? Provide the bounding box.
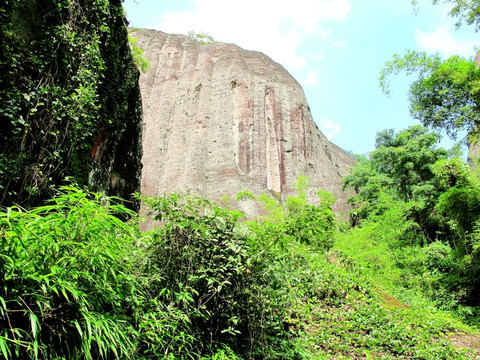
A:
[469,52,480,168]
[131,29,354,224]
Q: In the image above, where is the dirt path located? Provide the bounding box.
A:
[449,333,480,358]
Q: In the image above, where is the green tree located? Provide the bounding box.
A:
[435,157,480,246]
[343,127,480,312]
[343,126,449,241]
[382,0,480,148]
[375,0,480,310]
[380,52,480,141]
[428,158,480,307]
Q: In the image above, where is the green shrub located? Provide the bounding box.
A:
[1,187,475,359]
[237,175,337,251]
[141,193,298,359]
[0,187,140,359]
[128,35,149,73]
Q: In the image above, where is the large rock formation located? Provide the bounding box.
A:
[131,29,354,224]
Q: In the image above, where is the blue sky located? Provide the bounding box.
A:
[124,0,479,155]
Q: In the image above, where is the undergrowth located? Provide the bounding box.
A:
[0,186,477,359]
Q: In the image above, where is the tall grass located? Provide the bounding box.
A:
[0,187,139,359]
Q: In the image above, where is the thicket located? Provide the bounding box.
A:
[0,0,142,209]
[339,0,480,327]
[1,185,475,359]
[341,126,480,324]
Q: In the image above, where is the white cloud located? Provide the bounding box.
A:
[302,71,319,86]
[320,29,332,39]
[332,40,346,48]
[151,0,351,70]
[309,52,325,61]
[319,117,341,139]
[415,25,478,58]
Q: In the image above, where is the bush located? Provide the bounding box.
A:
[237,175,337,251]
[0,187,140,359]
[141,193,298,359]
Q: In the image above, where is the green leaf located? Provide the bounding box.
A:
[29,312,38,340]
[0,337,10,360]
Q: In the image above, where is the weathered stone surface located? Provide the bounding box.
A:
[131,29,354,226]
[469,52,480,168]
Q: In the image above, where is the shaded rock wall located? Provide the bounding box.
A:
[0,0,142,209]
[131,29,353,225]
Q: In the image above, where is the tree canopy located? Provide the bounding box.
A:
[381,1,480,146]
[380,52,480,142]
[343,125,480,308]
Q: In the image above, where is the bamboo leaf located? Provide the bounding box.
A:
[33,339,38,359]
[29,312,38,340]
[74,320,83,338]
[0,337,10,360]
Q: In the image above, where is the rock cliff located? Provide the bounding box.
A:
[131,29,354,223]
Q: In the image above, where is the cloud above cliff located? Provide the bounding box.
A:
[302,70,320,86]
[415,25,478,58]
[319,117,342,140]
[152,0,351,69]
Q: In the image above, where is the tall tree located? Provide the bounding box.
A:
[343,126,449,241]
[382,1,480,165]
[380,52,480,141]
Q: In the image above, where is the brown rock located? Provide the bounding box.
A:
[468,52,480,169]
[130,29,354,228]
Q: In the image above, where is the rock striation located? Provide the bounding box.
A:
[130,29,354,225]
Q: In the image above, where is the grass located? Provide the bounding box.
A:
[326,220,480,359]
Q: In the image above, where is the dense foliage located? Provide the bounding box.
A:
[237,175,336,251]
[380,51,480,144]
[0,188,139,359]
[0,0,142,209]
[1,186,476,359]
[140,193,298,359]
[366,0,480,324]
[0,188,309,359]
[342,126,480,322]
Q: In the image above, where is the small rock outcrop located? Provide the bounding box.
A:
[131,29,354,224]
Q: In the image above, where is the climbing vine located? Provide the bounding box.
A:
[0,0,140,208]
